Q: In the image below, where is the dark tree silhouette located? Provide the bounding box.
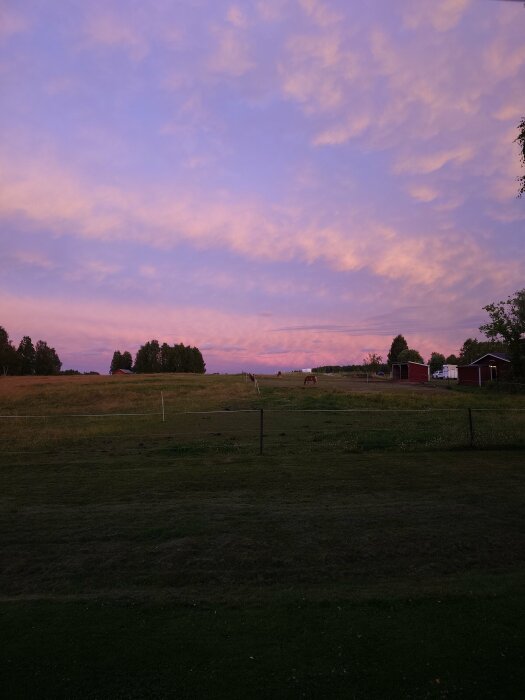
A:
[17,336,36,375]
[34,340,62,375]
[387,335,409,366]
[458,338,507,366]
[517,118,525,197]
[0,326,18,376]
[480,288,525,377]
[398,348,424,364]
[428,352,446,374]
[134,340,205,374]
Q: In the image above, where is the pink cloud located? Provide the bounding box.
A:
[0,9,30,38]
[256,0,290,23]
[209,25,255,76]
[0,150,522,295]
[402,0,472,33]
[407,185,440,203]
[394,146,474,175]
[227,5,249,28]
[11,250,55,269]
[298,0,343,27]
[0,292,400,373]
[83,11,148,60]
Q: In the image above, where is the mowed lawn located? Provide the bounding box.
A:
[1,374,525,698]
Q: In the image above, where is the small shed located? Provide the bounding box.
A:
[112,368,133,375]
[457,353,510,386]
[392,361,429,382]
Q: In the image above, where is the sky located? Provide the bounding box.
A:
[1,0,524,374]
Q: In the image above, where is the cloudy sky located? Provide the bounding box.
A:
[1,0,524,373]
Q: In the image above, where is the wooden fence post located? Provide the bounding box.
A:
[259,408,264,455]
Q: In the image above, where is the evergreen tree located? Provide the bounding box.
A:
[387,335,409,366]
[189,346,206,373]
[133,340,161,373]
[110,351,123,374]
[110,350,133,373]
[133,340,205,373]
[121,351,132,370]
[160,343,174,372]
[0,326,18,376]
[17,336,36,375]
[34,340,62,375]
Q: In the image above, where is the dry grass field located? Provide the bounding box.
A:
[1,373,525,698]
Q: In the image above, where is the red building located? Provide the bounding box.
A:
[457,353,510,386]
[112,368,133,375]
[392,361,430,382]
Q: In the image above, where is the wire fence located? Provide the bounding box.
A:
[0,406,524,458]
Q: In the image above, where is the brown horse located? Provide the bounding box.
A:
[303,374,317,386]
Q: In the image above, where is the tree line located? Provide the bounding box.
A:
[111,340,206,374]
[1,326,206,377]
[0,327,62,376]
[314,288,525,379]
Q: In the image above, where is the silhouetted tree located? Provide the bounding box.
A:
[458,338,508,366]
[188,346,206,373]
[17,336,36,375]
[133,340,162,373]
[428,352,446,374]
[387,335,409,366]
[398,348,424,364]
[445,354,459,365]
[134,340,205,373]
[121,351,133,370]
[34,340,62,375]
[110,351,122,374]
[110,350,133,373]
[480,288,525,377]
[0,326,18,376]
[517,118,525,197]
[363,352,382,373]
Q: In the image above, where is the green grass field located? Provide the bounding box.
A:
[1,373,525,698]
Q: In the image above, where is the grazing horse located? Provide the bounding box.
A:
[303,374,317,386]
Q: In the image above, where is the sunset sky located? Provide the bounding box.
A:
[1,0,524,373]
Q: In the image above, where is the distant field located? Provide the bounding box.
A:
[1,372,524,454]
[1,374,525,698]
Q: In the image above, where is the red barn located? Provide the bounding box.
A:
[392,361,430,382]
[458,353,510,386]
[112,368,133,375]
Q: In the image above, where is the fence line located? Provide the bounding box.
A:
[0,412,162,419]
[4,407,525,420]
[0,408,261,419]
[1,406,524,456]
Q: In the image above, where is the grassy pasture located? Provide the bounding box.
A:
[1,372,524,455]
[1,373,525,698]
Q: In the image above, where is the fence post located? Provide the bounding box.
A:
[468,407,474,448]
[259,408,264,455]
[161,391,165,423]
